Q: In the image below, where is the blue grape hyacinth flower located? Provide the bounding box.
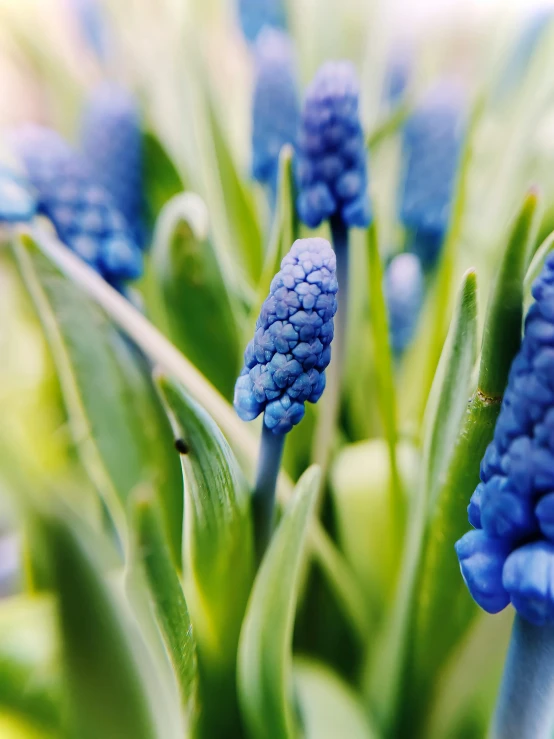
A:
[234,237,338,435]
[457,251,554,626]
[296,61,372,230]
[251,28,299,204]
[0,168,36,223]
[237,0,286,43]
[13,125,142,289]
[399,83,464,268]
[385,252,424,356]
[81,82,144,246]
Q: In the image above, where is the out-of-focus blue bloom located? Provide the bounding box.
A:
[237,0,286,43]
[384,252,423,356]
[81,82,144,246]
[234,237,337,434]
[251,28,299,204]
[296,61,371,230]
[68,0,109,60]
[13,125,142,288]
[384,49,411,106]
[0,168,36,222]
[399,83,464,268]
[457,252,554,625]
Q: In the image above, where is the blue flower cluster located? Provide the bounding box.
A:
[0,168,36,223]
[237,0,286,43]
[234,237,338,434]
[81,82,144,246]
[296,61,371,229]
[399,84,464,267]
[385,253,423,356]
[13,125,142,288]
[457,252,554,626]
[252,28,299,203]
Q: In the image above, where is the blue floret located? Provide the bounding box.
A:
[237,0,286,43]
[251,28,299,202]
[296,61,371,229]
[384,252,423,356]
[12,124,142,288]
[234,237,338,434]
[456,251,554,624]
[81,82,144,246]
[399,83,464,267]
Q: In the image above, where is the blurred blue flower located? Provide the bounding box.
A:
[251,28,299,204]
[237,0,286,43]
[384,49,411,106]
[68,0,109,60]
[296,61,371,229]
[399,83,464,267]
[457,251,554,625]
[384,252,423,356]
[13,125,142,289]
[81,82,144,246]
[0,168,36,223]
[234,237,337,434]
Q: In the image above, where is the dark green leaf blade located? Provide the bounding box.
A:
[143,130,186,230]
[238,466,320,739]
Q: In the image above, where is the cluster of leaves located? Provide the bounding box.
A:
[3,3,554,739]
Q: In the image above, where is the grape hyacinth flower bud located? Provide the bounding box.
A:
[235,237,337,557]
[385,252,424,357]
[456,252,554,627]
[237,0,286,43]
[81,82,144,246]
[296,61,371,230]
[251,28,299,205]
[0,169,36,223]
[399,83,464,268]
[13,125,142,289]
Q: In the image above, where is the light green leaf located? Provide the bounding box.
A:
[206,95,264,286]
[40,511,169,739]
[156,375,253,738]
[524,229,554,313]
[150,192,240,399]
[294,659,380,739]
[131,490,197,715]
[238,466,320,739]
[366,221,403,546]
[13,235,184,563]
[0,596,61,733]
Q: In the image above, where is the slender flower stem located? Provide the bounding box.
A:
[252,424,286,562]
[311,214,349,477]
[491,616,554,739]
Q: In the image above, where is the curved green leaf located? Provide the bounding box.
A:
[524,229,554,312]
[131,490,197,715]
[156,375,253,738]
[295,659,379,739]
[41,511,171,739]
[238,466,320,739]
[150,192,240,399]
[13,235,183,563]
[143,130,186,229]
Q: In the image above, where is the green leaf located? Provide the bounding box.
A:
[238,466,320,739]
[479,189,541,397]
[41,511,169,739]
[366,221,403,547]
[206,95,263,285]
[294,659,380,739]
[405,191,541,720]
[143,130,186,229]
[131,490,197,715]
[366,269,478,736]
[149,192,240,399]
[0,596,62,732]
[156,375,254,738]
[366,101,411,151]
[524,229,554,313]
[13,235,184,564]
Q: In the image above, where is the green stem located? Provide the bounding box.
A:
[252,424,285,562]
[492,616,554,739]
